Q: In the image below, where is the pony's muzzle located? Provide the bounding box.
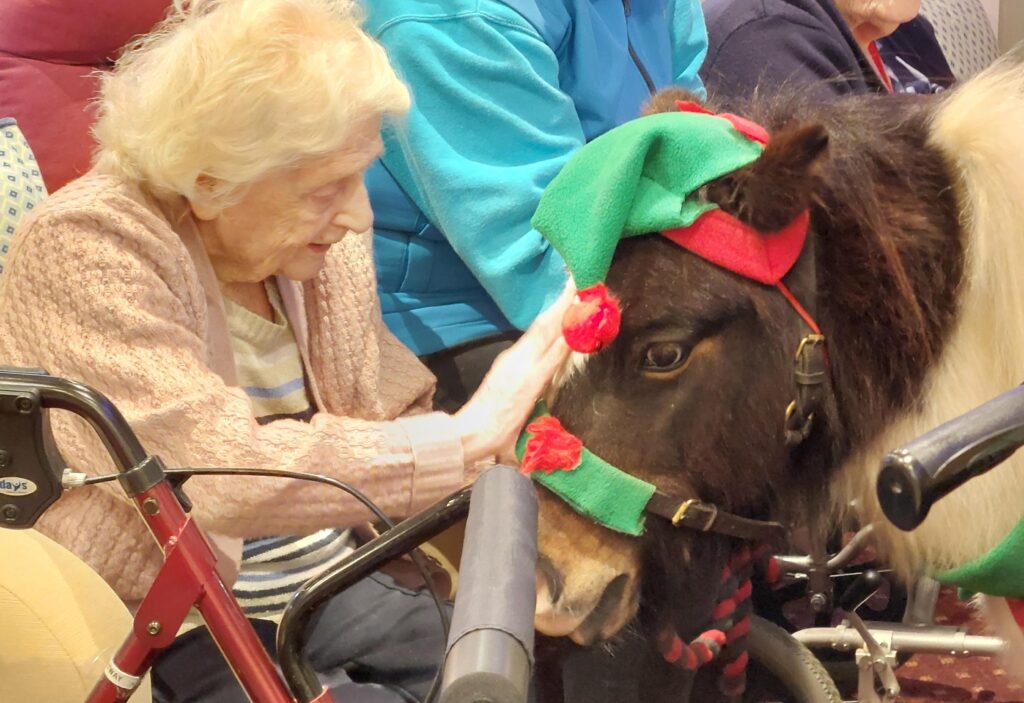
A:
[534,488,644,643]
[534,562,639,645]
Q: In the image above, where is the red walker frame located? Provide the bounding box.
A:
[87,477,332,703]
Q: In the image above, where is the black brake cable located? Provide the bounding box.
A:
[83,466,452,702]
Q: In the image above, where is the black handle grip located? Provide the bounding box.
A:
[877,385,1024,532]
[440,466,538,703]
[0,367,152,529]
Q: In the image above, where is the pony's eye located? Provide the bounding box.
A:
[641,342,687,372]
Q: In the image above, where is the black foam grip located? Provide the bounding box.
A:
[441,466,538,703]
[877,385,1024,531]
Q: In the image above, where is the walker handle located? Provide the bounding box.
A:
[440,466,538,703]
[877,385,1024,531]
[0,367,150,529]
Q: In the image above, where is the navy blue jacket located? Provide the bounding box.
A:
[701,0,953,101]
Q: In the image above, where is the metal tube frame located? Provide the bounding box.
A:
[777,518,1008,702]
[793,622,1006,658]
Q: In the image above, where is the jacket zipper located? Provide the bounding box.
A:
[622,0,657,95]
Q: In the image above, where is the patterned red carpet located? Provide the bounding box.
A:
[897,588,1021,703]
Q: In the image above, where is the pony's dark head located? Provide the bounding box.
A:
[534,90,835,646]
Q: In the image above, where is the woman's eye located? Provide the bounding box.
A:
[641,342,687,372]
[309,182,344,204]
[309,189,336,203]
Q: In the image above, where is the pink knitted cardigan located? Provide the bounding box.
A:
[0,169,465,601]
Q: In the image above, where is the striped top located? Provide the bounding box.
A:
[224,280,355,618]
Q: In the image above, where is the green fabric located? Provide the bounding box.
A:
[516,408,656,536]
[531,111,764,289]
[935,517,1024,597]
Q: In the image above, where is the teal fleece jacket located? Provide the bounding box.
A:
[365,0,708,354]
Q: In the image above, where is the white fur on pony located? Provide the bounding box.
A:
[834,51,1024,581]
[979,596,1024,678]
[549,351,590,401]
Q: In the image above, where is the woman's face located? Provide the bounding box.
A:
[834,0,921,40]
[193,115,383,283]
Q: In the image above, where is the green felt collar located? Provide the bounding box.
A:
[515,408,656,536]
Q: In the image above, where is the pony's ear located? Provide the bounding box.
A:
[705,122,829,232]
[643,87,710,116]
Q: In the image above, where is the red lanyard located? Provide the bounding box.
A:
[867,42,894,93]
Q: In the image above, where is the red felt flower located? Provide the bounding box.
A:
[562,284,622,354]
[521,416,583,475]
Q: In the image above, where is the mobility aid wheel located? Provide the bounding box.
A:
[744,616,842,703]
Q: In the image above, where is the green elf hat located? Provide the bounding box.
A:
[533,102,802,354]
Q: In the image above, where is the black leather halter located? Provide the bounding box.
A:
[639,240,830,551]
[645,492,788,548]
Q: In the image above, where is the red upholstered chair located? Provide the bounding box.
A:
[0,0,170,192]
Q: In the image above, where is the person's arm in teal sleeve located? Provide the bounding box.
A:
[671,0,710,97]
[374,15,579,330]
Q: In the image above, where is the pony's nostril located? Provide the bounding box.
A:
[536,555,563,604]
[572,573,631,645]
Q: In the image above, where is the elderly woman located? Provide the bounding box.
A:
[0,0,569,701]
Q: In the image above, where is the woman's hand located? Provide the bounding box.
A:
[455,285,574,471]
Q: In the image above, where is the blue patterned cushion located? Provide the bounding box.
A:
[0,119,47,279]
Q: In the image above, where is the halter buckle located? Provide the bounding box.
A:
[793,333,826,362]
[672,499,719,532]
[784,334,828,446]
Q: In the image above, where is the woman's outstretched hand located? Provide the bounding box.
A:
[454,285,574,471]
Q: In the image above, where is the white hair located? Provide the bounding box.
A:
[93,0,409,208]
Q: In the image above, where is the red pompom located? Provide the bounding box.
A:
[521,416,583,475]
[562,284,622,353]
